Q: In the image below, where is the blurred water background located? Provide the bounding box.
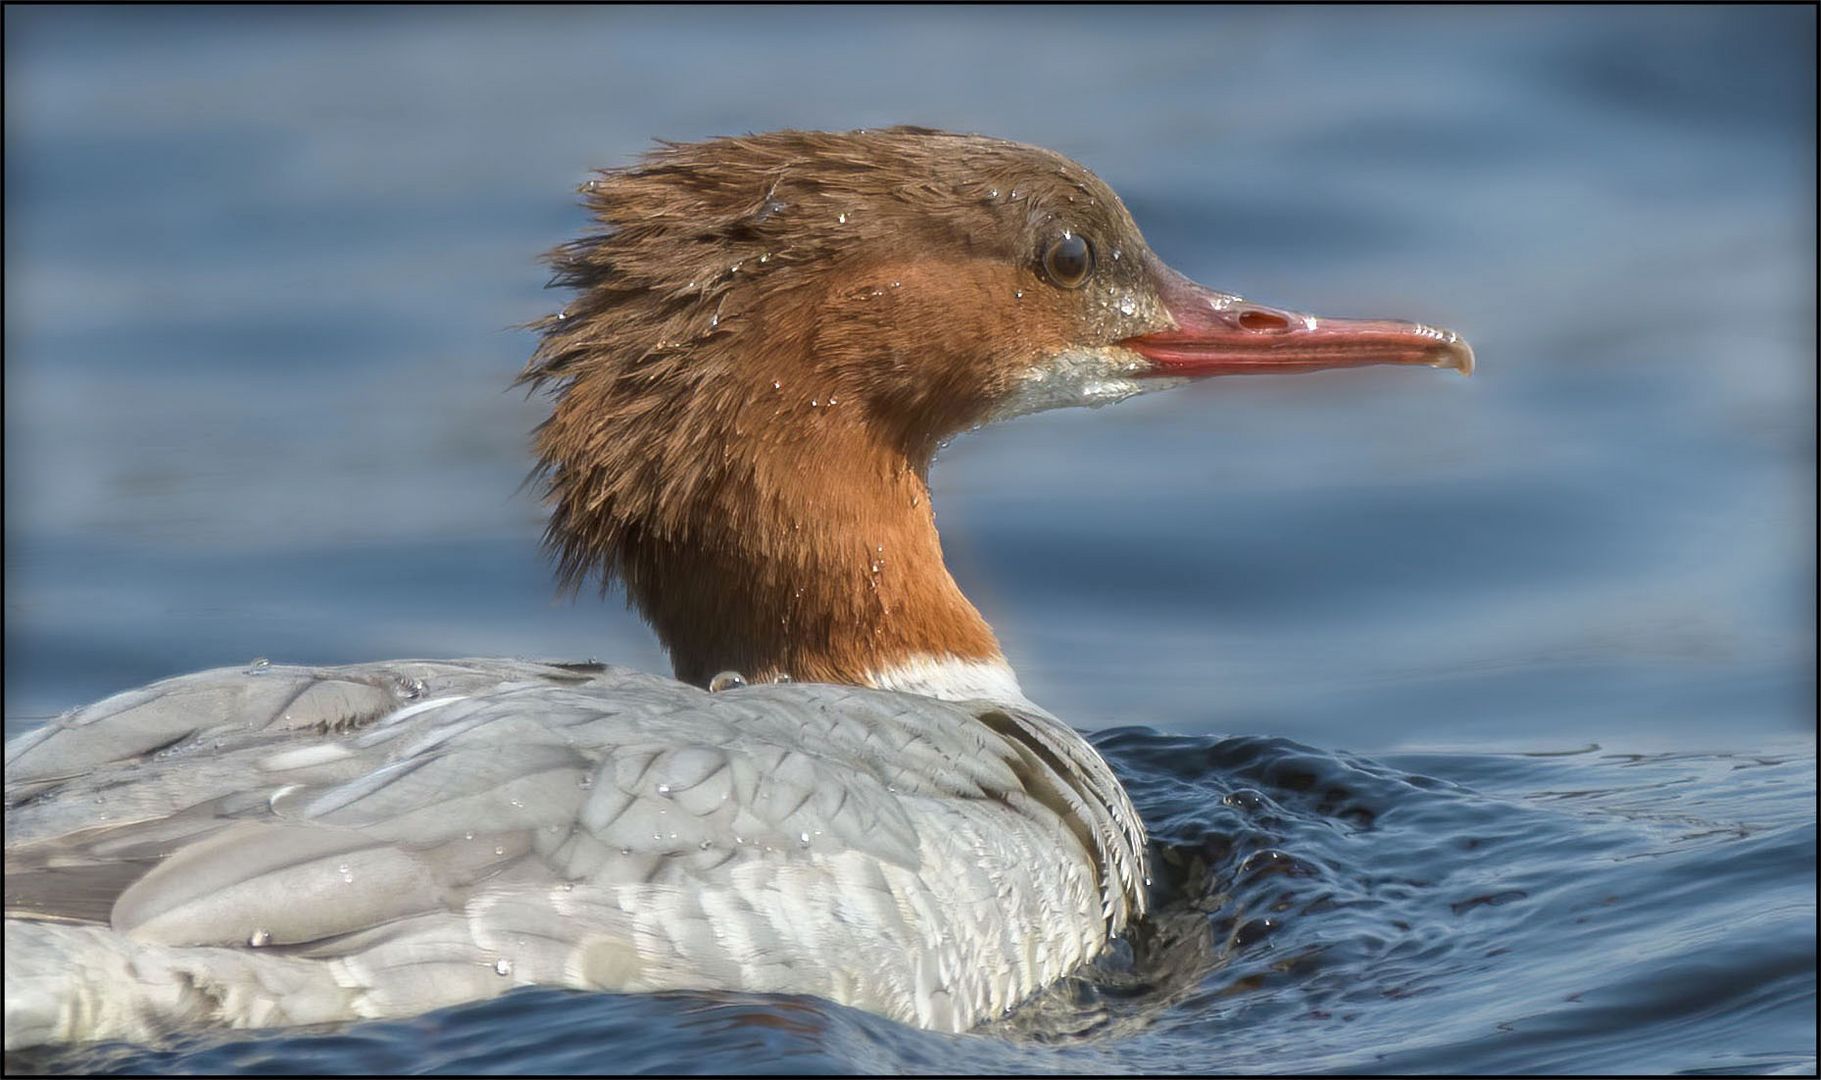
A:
[4,5,1814,1075]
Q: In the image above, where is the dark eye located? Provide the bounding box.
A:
[1041,232,1094,289]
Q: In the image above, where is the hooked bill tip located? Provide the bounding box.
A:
[1429,332,1476,377]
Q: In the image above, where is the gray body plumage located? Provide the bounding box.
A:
[4,659,1147,1048]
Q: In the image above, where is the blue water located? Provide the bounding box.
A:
[4,6,1814,1074]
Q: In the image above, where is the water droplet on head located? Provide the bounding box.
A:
[657,783,672,795]
[836,212,848,224]
[494,957,514,977]
[773,673,792,684]
[709,671,748,693]
[1013,290,1023,300]
[248,928,271,948]
[1118,295,1137,317]
[799,832,811,846]
[246,657,271,676]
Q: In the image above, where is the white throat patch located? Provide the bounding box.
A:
[988,345,1185,422]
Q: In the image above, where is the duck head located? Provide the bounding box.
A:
[521,127,1470,696]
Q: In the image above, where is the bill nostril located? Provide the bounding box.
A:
[1236,308,1293,333]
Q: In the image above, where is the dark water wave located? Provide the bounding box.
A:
[14,733,1812,1075]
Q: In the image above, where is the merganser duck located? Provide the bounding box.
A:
[3,127,1471,1049]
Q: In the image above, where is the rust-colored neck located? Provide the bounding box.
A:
[524,272,1004,688]
[622,419,1001,687]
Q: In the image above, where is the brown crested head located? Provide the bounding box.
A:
[526,127,1173,454]
[520,127,1471,692]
